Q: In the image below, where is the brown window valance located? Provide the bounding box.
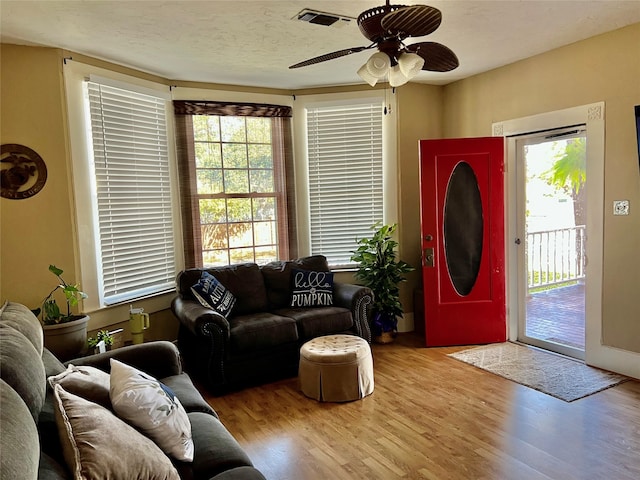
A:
[173,101,292,118]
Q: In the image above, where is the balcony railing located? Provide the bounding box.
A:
[527,225,585,289]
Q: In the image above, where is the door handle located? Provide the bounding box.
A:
[423,247,435,267]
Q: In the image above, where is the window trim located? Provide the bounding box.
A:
[63,61,184,316]
[292,90,398,267]
[173,101,294,268]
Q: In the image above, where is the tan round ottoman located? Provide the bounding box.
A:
[299,334,374,402]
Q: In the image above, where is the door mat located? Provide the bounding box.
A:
[448,342,629,402]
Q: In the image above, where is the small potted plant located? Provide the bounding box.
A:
[351,223,414,343]
[88,330,113,354]
[33,265,89,360]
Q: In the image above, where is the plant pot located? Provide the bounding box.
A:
[43,315,89,361]
[371,311,398,343]
[374,331,396,344]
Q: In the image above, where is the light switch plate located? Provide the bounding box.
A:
[613,200,629,215]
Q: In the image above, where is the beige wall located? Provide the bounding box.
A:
[0,44,178,342]
[442,23,640,353]
[0,45,78,311]
[395,83,444,329]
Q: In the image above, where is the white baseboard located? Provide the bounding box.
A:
[586,342,640,380]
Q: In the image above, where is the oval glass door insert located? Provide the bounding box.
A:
[443,162,483,296]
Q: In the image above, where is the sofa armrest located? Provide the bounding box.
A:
[66,341,182,379]
[172,296,232,391]
[333,282,374,343]
[172,297,230,340]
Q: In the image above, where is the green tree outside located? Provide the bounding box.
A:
[192,115,277,265]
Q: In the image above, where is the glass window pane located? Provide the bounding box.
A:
[222,143,248,169]
[229,247,255,264]
[246,117,271,143]
[248,144,273,169]
[229,223,254,248]
[196,169,223,194]
[201,224,228,249]
[250,169,274,193]
[199,199,227,223]
[193,115,220,142]
[222,143,248,168]
[186,112,287,268]
[224,169,249,193]
[193,116,209,141]
[203,249,228,267]
[221,116,246,143]
[255,246,277,264]
[230,247,254,264]
[195,142,221,168]
[254,221,277,245]
[205,116,221,141]
[227,198,251,222]
[252,198,275,221]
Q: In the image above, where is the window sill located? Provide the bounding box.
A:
[84,290,176,331]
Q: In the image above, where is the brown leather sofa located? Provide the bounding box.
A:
[172,255,374,393]
[0,301,266,480]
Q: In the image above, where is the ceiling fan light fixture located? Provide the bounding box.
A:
[365,51,390,78]
[398,52,425,78]
[388,64,409,87]
[357,63,379,86]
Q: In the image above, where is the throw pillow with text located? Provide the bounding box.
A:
[290,269,334,307]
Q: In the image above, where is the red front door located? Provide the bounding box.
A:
[419,137,506,346]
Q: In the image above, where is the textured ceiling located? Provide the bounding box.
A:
[1,1,639,90]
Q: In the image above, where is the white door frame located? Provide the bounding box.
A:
[494,102,629,374]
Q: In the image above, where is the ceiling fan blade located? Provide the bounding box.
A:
[289,46,369,69]
[381,5,442,38]
[406,42,459,72]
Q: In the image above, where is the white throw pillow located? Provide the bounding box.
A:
[109,359,194,462]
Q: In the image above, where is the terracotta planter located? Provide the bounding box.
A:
[43,315,89,361]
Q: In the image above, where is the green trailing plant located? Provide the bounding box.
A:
[350,223,414,335]
[88,330,113,348]
[33,265,88,325]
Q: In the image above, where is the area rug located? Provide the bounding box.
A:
[448,342,628,402]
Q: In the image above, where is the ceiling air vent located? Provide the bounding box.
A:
[294,9,354,28]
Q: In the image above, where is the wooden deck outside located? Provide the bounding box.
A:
[525,283,585,349]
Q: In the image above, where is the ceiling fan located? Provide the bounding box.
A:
[289,1,459,87]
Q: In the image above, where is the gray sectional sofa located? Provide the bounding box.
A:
[0,301,265,480]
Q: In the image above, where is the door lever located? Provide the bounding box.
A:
[423,247,435,267]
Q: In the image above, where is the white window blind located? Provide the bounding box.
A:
[306,102,383,266]
[87,81,175,305]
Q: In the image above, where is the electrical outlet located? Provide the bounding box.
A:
[613,200,629,215]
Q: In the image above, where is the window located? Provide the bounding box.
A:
[86,81,176,305]
[306,101,384,266]
[174,101,294,268]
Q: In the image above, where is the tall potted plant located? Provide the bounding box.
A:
[33,265,89,360]
[351,223,414,343]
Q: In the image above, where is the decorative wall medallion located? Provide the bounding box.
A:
[1,144,48,199]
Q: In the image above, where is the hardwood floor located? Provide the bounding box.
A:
[202,334,640,480]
